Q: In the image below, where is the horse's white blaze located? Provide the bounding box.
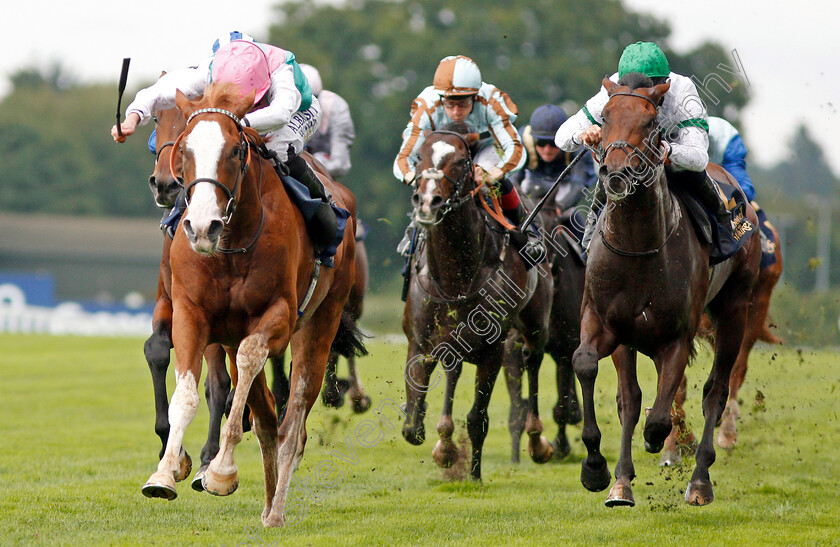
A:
[431,140,456,168]
[420,179,438,215]
[184,120,225,230]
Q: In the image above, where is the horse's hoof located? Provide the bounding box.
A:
[528,435,554,464]
[142,472,177,500]
[191,464,208,492]
[717,419,738,450]
[605,482,635,507]
[174,447,192,482]
[201,466,239,496]
[262,509,285,528]
[685,479,715,506]
[644,439,665,454]
[322,388,345,408]
[402,424,425,446]
[551,437,572,461]
[432,439,459,468]
[659,450,682,467]
[351,395,372,414]
[580,457,611,492]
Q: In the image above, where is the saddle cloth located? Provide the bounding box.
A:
[671,174,755,266]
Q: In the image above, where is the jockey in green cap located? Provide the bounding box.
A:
[555,41,734,250]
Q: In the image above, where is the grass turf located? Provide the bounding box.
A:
[1,333,838,545]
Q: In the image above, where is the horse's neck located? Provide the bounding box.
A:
[604,172,676,251]
[425,203,489,291]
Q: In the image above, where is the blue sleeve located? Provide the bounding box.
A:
[148,129,157,155]
[721,135,755,201]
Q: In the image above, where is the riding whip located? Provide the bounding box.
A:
[518,147,588,232]
[115,58,131,137]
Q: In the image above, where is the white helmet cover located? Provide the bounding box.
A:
[433,55,481,97]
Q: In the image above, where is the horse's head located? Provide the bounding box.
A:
[149,105,186,208]
[598,74,670,200]
[173,82,255,254]
[411,129,479,226]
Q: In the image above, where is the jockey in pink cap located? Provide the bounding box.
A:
[111,35,336,243]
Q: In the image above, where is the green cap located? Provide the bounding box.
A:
[618,41,670,79]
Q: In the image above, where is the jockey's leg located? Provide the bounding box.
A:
[670,168,734,237]
[498,179,545,268]
[581,180,606,251]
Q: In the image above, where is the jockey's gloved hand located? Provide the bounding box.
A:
[403,171,416,185]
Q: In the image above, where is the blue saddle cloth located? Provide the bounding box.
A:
[672,178,756,266]
[160,176,350,264]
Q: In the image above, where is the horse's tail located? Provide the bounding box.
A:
[331,310,369,358]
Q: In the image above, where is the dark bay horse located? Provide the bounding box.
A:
[401,129,554,481]
[503,204,585,462]
[661,220,783,463]
[142,83,361,528]
[573,75,761,507]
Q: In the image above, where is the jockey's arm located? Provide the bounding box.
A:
[319,94,355,178]
[242,64,301,133]
[665,125,709,172]
[393,97,433,183]
[721,134,755,201]
[555,85,609,151]
[484,89,525,179]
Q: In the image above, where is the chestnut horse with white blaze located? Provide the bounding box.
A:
[141,83,362,528]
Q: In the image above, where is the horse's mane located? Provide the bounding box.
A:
[202,82,247,111]
[438,121,480,155]
[616,72,655,91]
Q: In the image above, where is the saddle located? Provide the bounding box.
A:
[670,173,755,265]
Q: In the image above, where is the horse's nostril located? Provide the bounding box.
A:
[430,195,444,208]
[411,193,421,207]
[208,220,224,242]
[183,220,196,243]
[148,175,157,190]
[598,165,609,181]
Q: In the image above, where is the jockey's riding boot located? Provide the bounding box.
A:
[285,153,338,251]
[505,202,546,269]
[681,169,735,238]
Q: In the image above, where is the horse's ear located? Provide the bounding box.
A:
[464,132,480,147]
[175,89,194,119]
[234,89,256,120]
[649,81,671,104]
[603,76,620,96]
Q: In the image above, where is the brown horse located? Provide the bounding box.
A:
[401,129,554,481]
[141,83,361,528]
[661,220,783,464]
[503,204,585,462]
[572,74,761,507]
[143,104,232,489]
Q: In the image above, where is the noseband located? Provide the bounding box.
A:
[172,107,250,224]
[416,130,478,225]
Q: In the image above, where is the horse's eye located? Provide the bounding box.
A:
[152,115,158,123]
[231,146,241,158]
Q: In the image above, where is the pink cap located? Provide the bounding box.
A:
[211,40,271,104]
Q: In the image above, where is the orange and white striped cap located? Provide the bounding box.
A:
[433,55,482,98]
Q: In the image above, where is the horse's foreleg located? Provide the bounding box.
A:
[266,300,343,528]
[321,351,345,408]
[661,373,695,466]
[192,344,231,492]
[203,330,275,497]
[144,307,173,459]
[467,348,503,481]
[346,354,372,413]
[246,369,279,523]
[402,342,436,446]
[605,346,640,507]
[502,334,527,464]
[142,311,206,501]
[271,356,289,423]
[645,339,691,455]
[573,304,617,493]
[432,359,462,469]
[524,343,552,464]
[552,349,580,460]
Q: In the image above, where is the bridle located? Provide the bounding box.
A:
[170,107,250,225]
[170,107,266,254]
[416,130,481,225]
[596,90,678,257]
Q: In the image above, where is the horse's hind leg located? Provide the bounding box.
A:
[144,320,172,460]
[605,346,640,507]
[467,347,504,481]
[192,344,231,492]
[524,343,553,464]
[661,374,696,466]
[686,293,750,506]
[246,369,278,523]
[346,354,372,413]
[502,333,527,464]
[266,301,344,528]
[551,348,580,460]
[271,356,289,422]
[433,359,462,469]
[321,351,347,408]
